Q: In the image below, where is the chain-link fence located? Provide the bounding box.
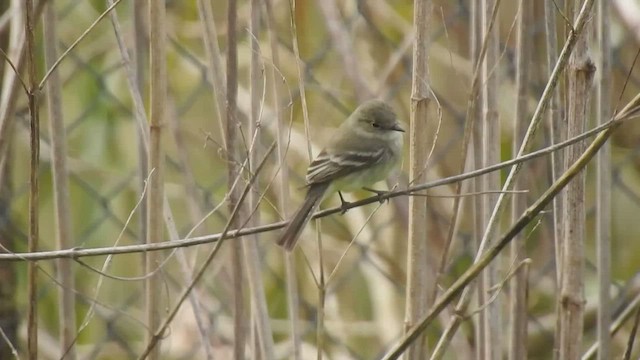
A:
[1,0,639,359]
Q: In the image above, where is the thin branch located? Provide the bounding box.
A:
[244,1,275,357]
[622,306,640,360]
[382,102,624,360]
[0,115,627,262]
[38,0,125,89]
[137,143,276,359]
[432,0,597,355]
[317,0,371,102]
[582,291,640,359]
[265,0,301,357]
[0,47,27,93]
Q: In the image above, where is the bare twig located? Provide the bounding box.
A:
[431,1,504,356]
[432,1,597,356]
[38,0,125,89]
[383,101,626,360]
[582,291,640,359]
[265,0,301,357]
[196,0,227,149]
[243,1,276,358]
[622,306,640,360]
[317,0,371,102]
[137,143,276,359]
[0,117,623,262]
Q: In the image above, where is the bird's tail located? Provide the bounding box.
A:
[277,183,330,251]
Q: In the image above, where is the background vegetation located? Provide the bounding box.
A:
[1,0,640,359]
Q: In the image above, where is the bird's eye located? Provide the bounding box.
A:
[371,122,380,128]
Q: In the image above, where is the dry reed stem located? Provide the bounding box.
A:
[146,0,167,358]
[25,0,40,358]
[559,2,595,357]
[42,2,76,358]
[508,1,531,358]
[431,1,503,357]
[0,117,621,262]
[132,0,148,265]
[137,143,276,359]
[432,0,596,356]
[265,0,301,357]
[0,0,27,192]
[316,0,371,102]
[107,3,212,356]
[582,292,640,359]
[479,0,502,357]
[225,1,247,358]
[383,99,631,359]
[196,0,227,149]
[434,0,502,303]
[38,0,124,90]
[404,0,433,358]
[544,0,565,287]
[243,0,276,357]
[595,0,613,358]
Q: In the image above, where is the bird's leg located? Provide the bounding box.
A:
[338,191,351,214]
[363,187,389,204]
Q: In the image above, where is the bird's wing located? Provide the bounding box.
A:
[305,147,387,185]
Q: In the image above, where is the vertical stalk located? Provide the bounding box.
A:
[0,0,25,190]
[25,0,39,358]
[0,144,15,359]
[264,0,301,357]
[545,1,564,357]
[317,0,370,102]
[559,0,595,357]
[544,0,564,286]
[243,1,275,358]
[0,1,22,357]
[509,1,531,358]
[43,1,76,358]
[133,0,148,290]
[226,1,247,358]
[595,0,612,359]
[404,0,433,358]
[196,0,227,149]
[146,0,166,358]
[480,0,501,357]
[470,2,485,357]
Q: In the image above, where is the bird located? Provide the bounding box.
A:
[277,99,405,251]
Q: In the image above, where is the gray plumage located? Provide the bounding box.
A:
[277,99,404,251]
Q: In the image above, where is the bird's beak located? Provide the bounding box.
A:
[391,123,405,132]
